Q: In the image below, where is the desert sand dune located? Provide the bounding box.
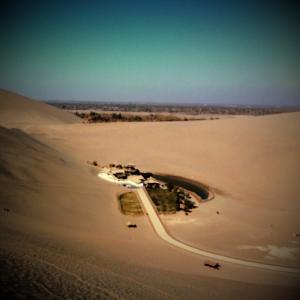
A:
[0,89,79,126]
[36,111,300,268]
[0,90,299,299]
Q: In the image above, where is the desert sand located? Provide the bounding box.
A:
[1,89,300,299]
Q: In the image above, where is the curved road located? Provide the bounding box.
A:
[136,187,300,274]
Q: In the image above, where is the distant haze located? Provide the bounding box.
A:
[1,1,299,106]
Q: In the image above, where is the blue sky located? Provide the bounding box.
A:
[0,0,299,105]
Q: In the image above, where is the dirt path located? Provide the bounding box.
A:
[136,188,300,274]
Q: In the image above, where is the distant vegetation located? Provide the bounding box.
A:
[147,184,197,214]
[118,192,143,215]
[73,111,208,123]
[49,102,297,116]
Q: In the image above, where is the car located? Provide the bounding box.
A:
[204,261,221,270]
[127,222,137,228]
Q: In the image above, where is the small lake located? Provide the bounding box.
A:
[153,174,210,200]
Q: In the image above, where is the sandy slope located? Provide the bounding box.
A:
[0,90,299,299]
[0,89,79,126]
[31,112,300,266]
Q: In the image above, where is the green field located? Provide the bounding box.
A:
[147,186,197,214]
[146,189,178,213]
[118,192,143,215]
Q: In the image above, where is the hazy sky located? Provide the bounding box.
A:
[1,0,299,105]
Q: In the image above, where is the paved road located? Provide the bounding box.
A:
[136,187,300,274]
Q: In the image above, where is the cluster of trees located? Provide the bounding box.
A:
[74,111,187,122]
[147,183,197,214]
[53,102,292,116]
[167,183,197,213]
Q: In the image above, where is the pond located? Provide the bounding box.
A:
[153,174,210,200]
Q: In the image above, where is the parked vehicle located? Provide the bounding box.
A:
[127,222,137,228]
